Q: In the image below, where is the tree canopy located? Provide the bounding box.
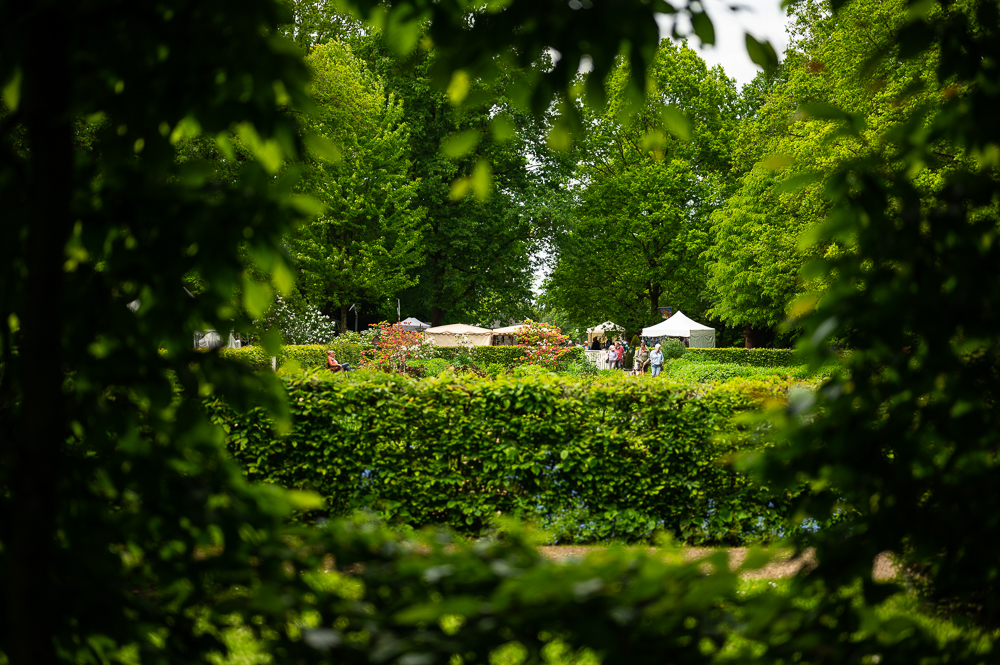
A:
[289,40,425,331]
[544,41,737,332]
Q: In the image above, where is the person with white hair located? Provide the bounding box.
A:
[649,342,664,377]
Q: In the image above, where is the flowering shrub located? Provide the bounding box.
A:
[256,296,338,345]
[359,321,433,372]
[516,320,571,366]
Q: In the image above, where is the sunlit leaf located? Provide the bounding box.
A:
[2,67,21,111]
[659,105,692,141]
[305,132,342,162]
[441,129,481,158]
[761,153,794,170]
[472,160,492,201]
[447,69,471,105]
[242,277,273,320]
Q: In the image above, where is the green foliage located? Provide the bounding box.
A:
[407,358,452,377]
[684,348,798,367]
[741,0,1000,641]
[659,360,832,385]
[660,338,687,360]
[207,372,799,545]
[357,37,541,327]
[543,41,738,331]
[221,343,366,371]
[289,41,425,330]
[432,345,583,370]
[563,354,600,378]
[0,0,338,662]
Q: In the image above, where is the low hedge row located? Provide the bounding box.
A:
[684,348,798,367]
[221,344,585,372]
[206,372,797,544]
[220,343,367,371]
[660,359,828,384]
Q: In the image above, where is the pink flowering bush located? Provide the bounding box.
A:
[359,321,432,372]
[516,320,570,366]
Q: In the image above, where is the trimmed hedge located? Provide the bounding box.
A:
[223,344,585,373]
[220,343,366,371]
[435,345,584,369]
[659,359,830,384]
[684,348,798,367]
[206,372,797,544]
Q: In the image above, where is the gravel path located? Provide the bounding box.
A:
[536,546,897,580]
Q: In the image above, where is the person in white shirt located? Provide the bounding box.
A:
[649,343,664,377]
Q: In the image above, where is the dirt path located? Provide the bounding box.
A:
[536,546,897,580]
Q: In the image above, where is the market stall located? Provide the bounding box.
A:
[490,323,526,346]
[640,311,715,348]
[423,323,493,347]
[586,321,623,348]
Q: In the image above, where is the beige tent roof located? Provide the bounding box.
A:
[424,323,493,347]
[491,324,527,334]
[424,323,492,334]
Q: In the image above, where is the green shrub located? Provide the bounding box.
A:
[661,338,686,359]
[684,348,797,367]
[206,372,799,545]
[484,362,505,377]
[407,358,453,377]
[510,363,552,377]
[433,345,583,370]
[563,354,599,378]
[658,359,836,385]
[221,343,367,371]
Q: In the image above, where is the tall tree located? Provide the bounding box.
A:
[544,41,738,332]
[288,41,425,331]
[355,39,545,327]
[705,0,957,345]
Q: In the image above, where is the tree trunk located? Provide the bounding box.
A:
[431,304,444,328]
[648,281,661,317]
[341,301,348,334]
[8,10,72,665]
[743,324,774,349]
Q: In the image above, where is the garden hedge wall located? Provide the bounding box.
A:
[221,344,585,372]
[205,372,796,544]
[220,343,367,371]
[684,348,798,367]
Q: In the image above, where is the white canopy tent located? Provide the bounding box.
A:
[641,311,716,348]
[398,317,431,332]
[423,323,493,347]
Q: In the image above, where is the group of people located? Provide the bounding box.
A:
[586,339,666,376]
[631,341,665,376]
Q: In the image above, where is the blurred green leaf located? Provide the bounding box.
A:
[441,129,481,158]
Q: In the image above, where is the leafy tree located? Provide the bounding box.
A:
[703,166,822,346]
[0,1,329,663]
[288,41,425,331]
[544,41,738,332]
[368,43,544,327]
[756,0,1000,636]
[706,0,958,344]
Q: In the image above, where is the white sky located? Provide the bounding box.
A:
[662,0,791,87]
